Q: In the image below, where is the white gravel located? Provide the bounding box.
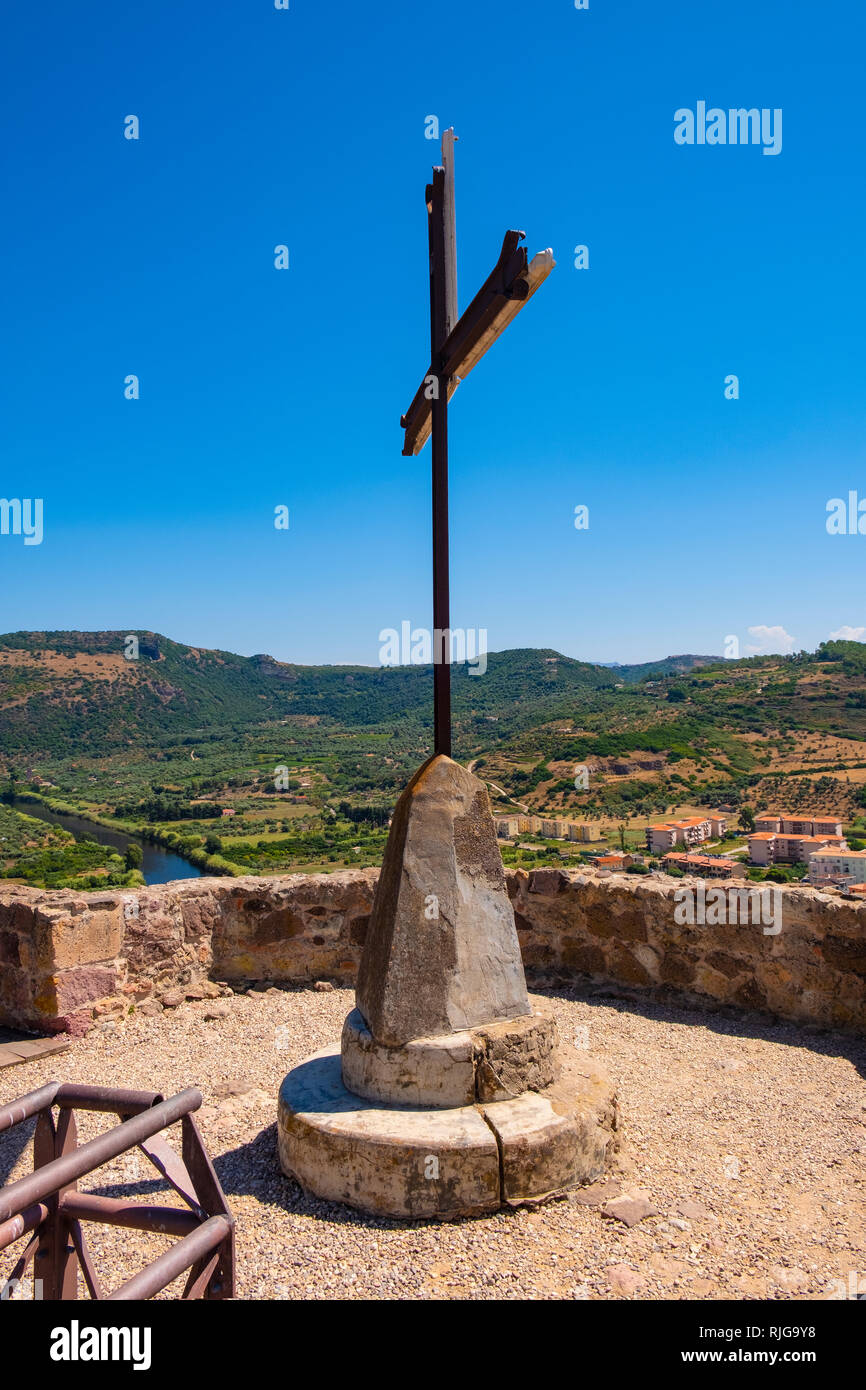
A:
[2,985,864,1301]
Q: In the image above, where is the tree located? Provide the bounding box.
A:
[125,843,143,871]
[738,805,756,833]
[205,834,223,855]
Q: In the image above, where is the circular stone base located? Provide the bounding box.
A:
[277,1043,618,1221]
[340,1007,558,1109]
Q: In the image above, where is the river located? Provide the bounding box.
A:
[10,798,203,886]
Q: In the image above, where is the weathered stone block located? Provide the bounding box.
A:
[341,1008,476,1107]
[481,1052,615,1204]
[278,1041,618,1220]
[472,1012,558,1101]
[49,907,124,970]
[356,756,530,1046]
[561,939,606,975]
[0,931,21,966]
[37,965,118,1016]
[585,901,647,943]
[528,869,569,895]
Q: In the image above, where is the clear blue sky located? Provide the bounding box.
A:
[1,0,864,666]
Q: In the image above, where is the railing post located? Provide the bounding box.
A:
[33,1106,79,1299]
[182,1114,235,1299]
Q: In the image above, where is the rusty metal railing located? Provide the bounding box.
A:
[0,1082,234,1300]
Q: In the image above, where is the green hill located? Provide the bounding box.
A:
[0,632,618,756]
[5,631,866,885]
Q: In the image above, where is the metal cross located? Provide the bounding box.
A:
[401,130,555,757]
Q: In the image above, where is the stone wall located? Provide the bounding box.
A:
[509,869,866,1033]
[0,871,377,1036]
[1,867,864,1036]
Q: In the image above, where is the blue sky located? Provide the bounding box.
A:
[1,0,864,667]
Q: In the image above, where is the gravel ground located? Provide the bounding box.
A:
[2,984,864,1301]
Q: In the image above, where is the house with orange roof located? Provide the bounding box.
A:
[596,852,635,870]
[749,830,848,867]
[663,852,746,880]
[645,816,714,855]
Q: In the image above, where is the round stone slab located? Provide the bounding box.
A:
[341,1009,476,1108]
[340,1007,559,1108]
[277,1044,500,1220]
[480,1051,618,1205]
[278,1043,619,1220]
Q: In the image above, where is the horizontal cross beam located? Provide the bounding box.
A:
[401,229,555,457]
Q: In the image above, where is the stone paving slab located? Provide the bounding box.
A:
[0,1035,71,1070]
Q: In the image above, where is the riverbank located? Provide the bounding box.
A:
[4,792,238,886]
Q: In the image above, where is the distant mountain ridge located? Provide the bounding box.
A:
[608,655,723,683]
[0,630,722,756]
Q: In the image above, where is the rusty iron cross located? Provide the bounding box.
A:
[400,130,555,757]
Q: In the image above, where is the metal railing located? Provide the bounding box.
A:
[0,1082,234,1300]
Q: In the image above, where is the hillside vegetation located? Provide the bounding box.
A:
[3,631,866,883]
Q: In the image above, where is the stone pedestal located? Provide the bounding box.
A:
[277,755,618,1219]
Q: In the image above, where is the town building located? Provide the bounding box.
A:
[747,832,778,866]
[807,847,866,888]
[663,852,747,880]
[645,814,725,855]
[494,816,521,839]
[754,812,843,837]
[569,822,599,842]
[811,816,844,837]
[748,831,847,866]
[779,816,814,836]
[495,815,601,843]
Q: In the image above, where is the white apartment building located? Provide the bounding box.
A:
[808,847,866,886]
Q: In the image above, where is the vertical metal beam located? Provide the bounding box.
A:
[32,1108,56,1298]
[441,129,458,338]
[33,1107,79,1300]
[53,1107,80,1300]
[182,1113,235,1298]
[428,167,451,758]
